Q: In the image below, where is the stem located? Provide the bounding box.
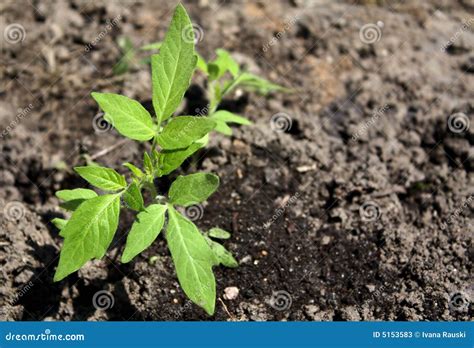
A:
[221,73,243,98]
[147,135,159,200]
[150,135,158,155]
[208,79,222,115]
[207,74,243,116]
[146,180,158,201]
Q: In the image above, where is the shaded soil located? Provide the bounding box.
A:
[0,0,472,321]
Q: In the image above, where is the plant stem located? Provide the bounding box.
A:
[208,80,219,115]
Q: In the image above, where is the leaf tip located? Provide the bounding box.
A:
[53,270,65,282]
[175,2,187,13]
[90,91,101,101]
[120,254,132,264]
[204,303,215,316]
[199,296,215,316]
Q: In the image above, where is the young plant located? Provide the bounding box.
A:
[52,4,239,315]
[116,35,287,131]
[196,48,288,122]
[112,36,139,75]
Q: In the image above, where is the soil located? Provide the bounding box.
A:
[0,0,472,321]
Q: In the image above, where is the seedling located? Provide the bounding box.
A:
[52,4,284,315]
[112,36,138,75]
[115,35,287,126]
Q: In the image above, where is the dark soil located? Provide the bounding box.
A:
[0,0,472,321]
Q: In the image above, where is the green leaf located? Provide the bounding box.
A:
[157,142,203,176]
[52,217,70,238]
[143,152,153,175]
[123,162,144,179]
[56,188,98,202]
[208,227,231,239]
[113,60,130,76]
[151,149,160,165]
[195,134,209,147]
[140,42,162,51]
[166,206,216,315]
[209,83,223,113]
[210,110,252,135]
[54,194,121,281]
[51,218,68,231]
[75,166,127,191]
[56,188,98,211]
[233,72,288,95]
[208,49,240,80]
[123,181,145,211]
[121,204,167,263]
[91,92,155,141]
[207,65,219,80]
[156,116,216,150]
[151,4,197,124]
[205,236,238,268]
[196,53,208,74]
[213,121,233,135]
[169,173,219,207]
[210,110,252,125]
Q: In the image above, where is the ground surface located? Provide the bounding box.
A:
[0,0,472,321]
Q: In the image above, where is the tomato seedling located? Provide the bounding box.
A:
[52,3,284,315]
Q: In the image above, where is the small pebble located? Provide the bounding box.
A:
[232,139,250,155]
[366,284,376,293]
[173,298,178,304]
[240,255,252,264]
[223,286,239,300]
[321,235,331,245]
[261,250,268,256]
